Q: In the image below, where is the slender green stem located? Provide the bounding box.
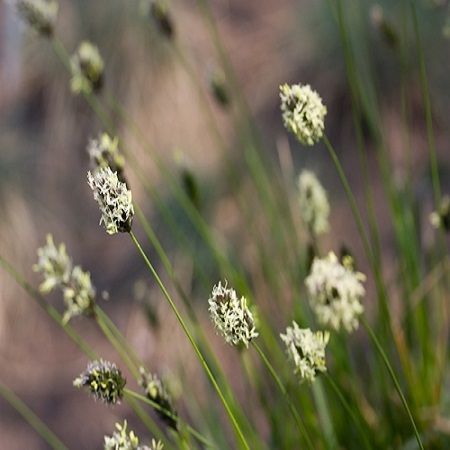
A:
[95,306,144,371]
[133,203,264,448]
[324,375,372,450]
[51,37,72,72]
[0,381,68,450]
[334,0,383,268]
[124,389,216,449]
[94,306,141,380]
[408,0,440,208]
[361,316,424,449]
[125,395,172,449]
[323,135,391,328]
[252,342,315,450]
[0,255,98,360]
[129,231,250,450]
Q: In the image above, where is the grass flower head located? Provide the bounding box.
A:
[208,281,258,348]
[33,234,72,293]
[104,420,139,450]
[74,360,126,405]
[281,321,329,383]
[34,234,96,323]
[12,0,58,37]
[280,83,326,146]
[305,252,365,333]
[61,265,96,323]
[87,167,134,235]
[88,133,126,179]
[140,368,179,431]
[297,170,330,237]
[149,0,175,39]
[71,41,104,94]
[430,195,450,231]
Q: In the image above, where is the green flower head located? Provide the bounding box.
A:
[33,234,72,293]
[103,420,163,450]
[71,41,104,94]
[34,234,96,323]
[74,360,126,405]
[12,0,58,37]
[140,368,179,431]
[88,133,126,180]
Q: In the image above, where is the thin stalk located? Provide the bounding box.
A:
[51,37,72,72]
[129,231,250,450]
[125,395,173,450]
[252,342,315,450]
[311,380,338,450]
[95,305,144,372]
[324,375,373,450]
[0,381,68,450]
[323,135,391,328]
[0,255,97,360]
[134,203,265,448]
[361,316,424,450]
[408,0,441,209]
[124,389,215,449]
[0,256,176,446]
[94,306,141,380]
[333,0,383,268]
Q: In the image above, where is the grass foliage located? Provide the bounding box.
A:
[1,0,450,448]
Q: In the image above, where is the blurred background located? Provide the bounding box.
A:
[1,0,450,448]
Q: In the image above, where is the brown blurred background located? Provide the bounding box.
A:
[1,0,450,448]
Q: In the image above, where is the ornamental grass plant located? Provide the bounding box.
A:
[1,0,450,449]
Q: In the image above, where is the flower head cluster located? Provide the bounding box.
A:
[33,234,96,323]
[281,321,329,383]
[88,133,126,181]
[12,0,58,37]
[430,195,450,231]
[297,170,330,237]
[149,0,175,39]
[209,69,230,107]
[104,421,139,450]
[305,252,365,333]
[140,368,179,431]
[71,41,104,94]
[208,281,258,348]
[103,420,162,450]
[74,360,126,405]
[33,234,71,292]
[87,167,134,235]
[280,83,327,146]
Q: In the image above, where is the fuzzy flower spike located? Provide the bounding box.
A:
[208,281,258,348]
[33,234,96,323]
[281,321,329,383]
[103,420,163,450]
[87,167,134,234]
[297,170,330,237]
[104,420,139,450]
[12,0,58,37]
[305,252,365,333]
[74,360,126,405]
[140,368,179,431]
[71,41,104,94]
[88,132,126,181]
[280,83,327,146]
